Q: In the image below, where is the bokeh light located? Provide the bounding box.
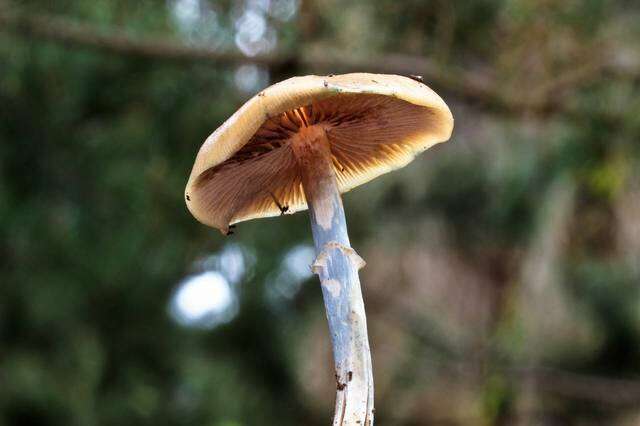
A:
[170,271,237,328]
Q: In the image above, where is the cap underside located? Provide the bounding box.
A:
[187,91,451,232]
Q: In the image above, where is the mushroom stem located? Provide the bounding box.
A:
[291,125,375,426]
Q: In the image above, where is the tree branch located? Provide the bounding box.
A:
[0,4,288,67]
[396,311,640,407]
[0,4,636,116]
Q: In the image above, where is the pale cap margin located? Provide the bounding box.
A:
[185,73,454,232]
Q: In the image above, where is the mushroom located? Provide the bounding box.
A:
[185,73,453,425]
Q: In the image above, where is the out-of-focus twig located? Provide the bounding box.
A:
[525,55,607,106]
[0,5,494,104]
[511,366,640,406]
[395,310,640,407]
[1,4,637,117]
[0,3,287,67]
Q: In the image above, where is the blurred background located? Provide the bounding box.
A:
[1,0,639,424]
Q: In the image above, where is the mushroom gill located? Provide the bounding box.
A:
[192,93,443,229]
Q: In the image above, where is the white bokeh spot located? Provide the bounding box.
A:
[171,271,236,328]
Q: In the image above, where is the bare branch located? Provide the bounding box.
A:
[512,366,640,406]
[0,4,287,67]
[396,311,640,407]
[0,5,489,98]
[0,3,636,116]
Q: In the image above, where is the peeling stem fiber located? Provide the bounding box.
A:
[292,126,375,425]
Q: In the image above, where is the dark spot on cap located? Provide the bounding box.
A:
[327,73,335,77]
[185,194,191,201]
[323,80,329,87]
[348,371,353,381]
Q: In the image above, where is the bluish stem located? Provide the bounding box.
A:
[292,126,374,425]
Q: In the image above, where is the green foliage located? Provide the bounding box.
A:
[1,0,640,424]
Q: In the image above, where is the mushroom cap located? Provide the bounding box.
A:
[185,73,454,233]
